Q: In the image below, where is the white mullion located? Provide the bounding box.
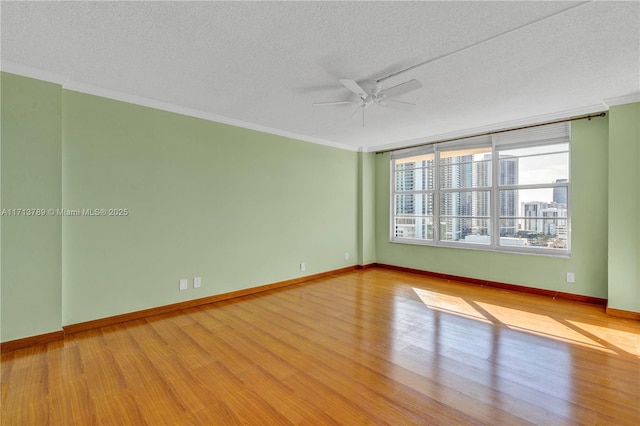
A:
[440,158,492,168]
[499,216,569,220]
[491,135,498,249]
[440,216,491,220]
[396,190,435,196]
[504,149,569,161]
[390,160,396,241]
[566,128,572,255]
[434,151,441,243]
[498,182,569,191]
[427,189,435,240]
[439,187,492,194]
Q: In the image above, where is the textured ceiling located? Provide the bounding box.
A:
[2,1,639,151]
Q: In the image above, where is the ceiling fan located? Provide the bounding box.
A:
[314,78,422,127]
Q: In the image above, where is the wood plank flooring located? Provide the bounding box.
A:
[2,268,639,425]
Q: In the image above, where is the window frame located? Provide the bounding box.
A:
[390,123,571,257]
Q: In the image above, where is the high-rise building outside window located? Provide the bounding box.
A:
[390,122,570,256]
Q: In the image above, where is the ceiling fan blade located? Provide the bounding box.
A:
[350,104,364,118]
[339,79,368,98]
[379,99,416,110]
[379,79,422,99]
[387,99,416,106]
[313,100,360,106]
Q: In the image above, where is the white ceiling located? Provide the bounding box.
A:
[2,1,639,152]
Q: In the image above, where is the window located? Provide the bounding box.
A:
[391,122,570,255]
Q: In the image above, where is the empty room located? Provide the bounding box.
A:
[1,1,639,425]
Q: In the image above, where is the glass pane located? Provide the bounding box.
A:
[394,216,434,240]
[500,188,568,217]
[440,191,490,217]
[500,218,568,249]
[395,193,433,215]
[499,186,569,249]
[499,189,524,238]
[499,143,568,158]
[440,160,491,189]
[439,218,490,243]
[395,168,433,191]
[498,189,519,217]
[498,151,569,186]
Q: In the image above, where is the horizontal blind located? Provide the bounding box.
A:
[435,135,492,152]
[494,121,570,149]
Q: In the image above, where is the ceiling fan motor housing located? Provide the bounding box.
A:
[359,81,383,105]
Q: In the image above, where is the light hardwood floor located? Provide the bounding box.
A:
[2,268,639,425]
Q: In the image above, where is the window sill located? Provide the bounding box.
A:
[390,237,571,258]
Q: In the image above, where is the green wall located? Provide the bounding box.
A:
[1,71,637,342]
[357,152,376,265]
[375,116,610,299]
[1,73,358,339]
[61,91,358,325]
[608,103,640,312]
[1,73,62,341]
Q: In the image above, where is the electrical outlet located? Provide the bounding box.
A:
[300,263,306,272]
[194,277,202,288]
[345,252,349,260]
[566,272,575,283]
[179,278,188,291]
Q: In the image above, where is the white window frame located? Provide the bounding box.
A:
[390,122,571,257]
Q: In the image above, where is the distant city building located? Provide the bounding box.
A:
[553,179,568,204]
[395,152,519,242]
[522,200,568,243]
[497,155,518,236]
[475,154,519,237]
[523,201,543,232]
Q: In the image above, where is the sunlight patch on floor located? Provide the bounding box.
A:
[565,320,640,356]
[474,301,613,352]
[412,287,637,356]
[412,287,491,323]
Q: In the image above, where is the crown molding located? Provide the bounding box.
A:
[3,61,631,155]
[1,61,69,85]
[1,62,359,153]
[603,92,640,108]
[62,80,359,152]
